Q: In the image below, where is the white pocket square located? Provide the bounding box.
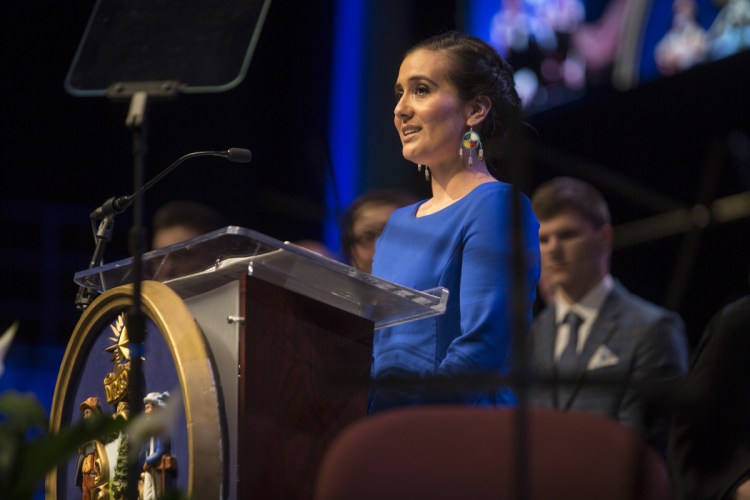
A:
[587,345,620,370]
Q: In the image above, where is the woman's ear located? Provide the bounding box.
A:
[466,95,492,127]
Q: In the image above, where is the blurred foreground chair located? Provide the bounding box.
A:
[314,406,670,500]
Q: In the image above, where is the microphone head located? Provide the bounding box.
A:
[226,148,252,163]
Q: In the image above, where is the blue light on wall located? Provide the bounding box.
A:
[465,0,497,42]
[325,0,366,256]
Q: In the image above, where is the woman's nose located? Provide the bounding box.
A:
[394,96,410,120]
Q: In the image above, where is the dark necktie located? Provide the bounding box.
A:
[557,312,583,377]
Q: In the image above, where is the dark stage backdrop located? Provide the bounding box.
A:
[0,0,338,413]
[525,50,750,347]
[1,0,749,424]
[1,0,337,347]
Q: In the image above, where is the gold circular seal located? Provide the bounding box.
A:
[47,280,222,499]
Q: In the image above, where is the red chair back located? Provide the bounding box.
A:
[315,406,671,500]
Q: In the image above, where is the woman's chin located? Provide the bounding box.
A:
[402,152,422,165]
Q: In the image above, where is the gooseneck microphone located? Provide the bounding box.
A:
[77,147,251,310]
[90,148,252,220]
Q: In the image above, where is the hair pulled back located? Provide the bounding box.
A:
[406,31,521,171]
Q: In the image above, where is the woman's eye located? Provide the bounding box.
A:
[415,84,429,96]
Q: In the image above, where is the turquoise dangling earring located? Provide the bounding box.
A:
[460,127,484,167]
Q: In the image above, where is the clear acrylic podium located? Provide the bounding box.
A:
[73,226,448,499]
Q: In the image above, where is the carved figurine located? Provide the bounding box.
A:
[75,397,102,500]
[139,391,175,499]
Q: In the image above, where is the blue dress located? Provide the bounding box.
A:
[369,182,540,413]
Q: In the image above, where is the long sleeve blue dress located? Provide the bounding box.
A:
[369,182,540,413]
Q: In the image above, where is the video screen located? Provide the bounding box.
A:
[466,0,750,113]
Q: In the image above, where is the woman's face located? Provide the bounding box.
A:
[351,202,399,274]
[393,49,470,168]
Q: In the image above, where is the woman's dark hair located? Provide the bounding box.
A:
[406,31,521,171]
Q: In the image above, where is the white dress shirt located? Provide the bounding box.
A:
[553,274,614,361]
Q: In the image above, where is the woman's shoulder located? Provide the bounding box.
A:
[464,181,531,210]
[391,199,423,218]
[384,200,424,226]
[463,182,539,233]
[471,180,512,196]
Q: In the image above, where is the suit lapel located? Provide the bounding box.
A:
[560,286,624,410]
[542,309,557,371]
[544,306,574,409]
[532,308,558,406]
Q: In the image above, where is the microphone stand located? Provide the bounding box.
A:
[108,81,181,500]
[123,88,149,500]
[75,213,115,310]
[76,80,248,498]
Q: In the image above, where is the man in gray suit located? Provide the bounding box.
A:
[528,177,689,453]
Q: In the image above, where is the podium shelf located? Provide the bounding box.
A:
[74,226,448,329]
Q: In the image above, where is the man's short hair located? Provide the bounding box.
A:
[531,177,611,228]
[152,201,225,235]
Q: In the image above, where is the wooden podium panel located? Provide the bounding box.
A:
[239,275,373,499]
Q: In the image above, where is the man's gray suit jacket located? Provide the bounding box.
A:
[528,281,689,451]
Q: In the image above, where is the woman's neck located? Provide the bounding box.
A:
[417,161,496,216]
